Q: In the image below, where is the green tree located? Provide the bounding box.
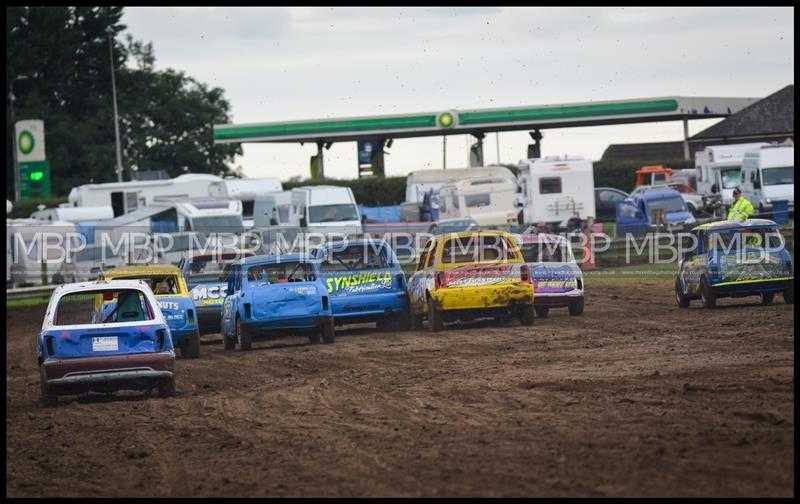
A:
[6,6,241,200]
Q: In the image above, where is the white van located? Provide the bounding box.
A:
[7,218,81,287]
[517,156,596,226]
[289,186,363,237]
[438,177,519,227]
[741,144,794,215]
[694,143,769,206]
[30,205,114,223]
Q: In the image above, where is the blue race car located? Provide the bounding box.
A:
[38,279,176,407]
[675,219,794,308]
[220,254,335,351]
[180,249,255,334]
[311,239,410,330]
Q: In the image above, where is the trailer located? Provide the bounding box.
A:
[694,143,769,206]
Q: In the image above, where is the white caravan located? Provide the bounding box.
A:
[289,186,362,237]
[405,165,517,204]
[517,156,596,226]
[208,177,283,227]
[740,144,794,215]
[694,143,769,206]
[68,173,224,217]
[437,177,519,227]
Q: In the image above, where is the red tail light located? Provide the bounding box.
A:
[520,264,531,284]
[435,271,448,289]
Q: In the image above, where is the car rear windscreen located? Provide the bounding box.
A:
[247,262,316,283]
[320,244,389,273]
[54,289,154,326]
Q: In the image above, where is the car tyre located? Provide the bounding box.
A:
[396,309,412,331]
[700,276,716,309]
[184,329,201,359]
[675,277,690,308]
[427,297,444,333]
[568,297,585,316]
[236,317,252,351]
[520,304,535,326]
[761,292,775,305]
[321,320,335,344]
[40,380,57,408]
[534,306,550,318]
[409,305,423,331]
[223,334,236,351]
[784,284,794,304]
[158,376,176,398]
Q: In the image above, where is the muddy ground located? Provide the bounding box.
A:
[6,275,794,497]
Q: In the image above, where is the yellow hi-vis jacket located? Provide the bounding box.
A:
[727,196,754,221]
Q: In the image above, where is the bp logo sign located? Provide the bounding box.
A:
[437,111,456,129]
[15,119,46,161]
[18,130,35,155]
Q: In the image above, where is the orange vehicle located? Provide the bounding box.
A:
[635,165,673,187]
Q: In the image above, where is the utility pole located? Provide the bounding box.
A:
[106,26,124,182]
[443,136,447,169]
[9,87,19,201]
[496,132,500,164]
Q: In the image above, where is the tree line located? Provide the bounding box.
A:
[6,6,243,199]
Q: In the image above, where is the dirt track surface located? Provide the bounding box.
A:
[6,276,794,497]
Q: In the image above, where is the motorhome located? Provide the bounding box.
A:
[208,177,283,227]
[694,143,769,206]
[405,165,516,203]
[517,156,596,226]
[68,173,223,216]
[30,205,114,223]
[740,144,794,216]
[289,186,362,237]
[437,177,519,227]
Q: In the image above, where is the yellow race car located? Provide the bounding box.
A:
[99,265,201,358]
[407,231,535,331]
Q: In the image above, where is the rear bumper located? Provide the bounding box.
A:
[243,314,333,332]
[430,283,534,311]
[534,293,584,307]
[331,291,408,321]
[42,351,175,390]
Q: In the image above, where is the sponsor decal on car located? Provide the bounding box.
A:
[325,271,392,294]
[191,284,226,305]
[157,301,181,311]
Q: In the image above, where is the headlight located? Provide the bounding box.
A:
[765,198,772,205]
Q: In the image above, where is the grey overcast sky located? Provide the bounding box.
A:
[122,6,794,180]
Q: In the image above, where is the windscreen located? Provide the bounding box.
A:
[247,261,316,283]
[441,235,518,264]
[520,242,570,263]
[720,169,741,189]
[761,167,793,186]
[646,196,687,214]
[320,244,389,273]
[188,253,242,283]
[191,216,244,234]
[309,204,359,223]
[54,289,153,326]
[709,228,784,252]
[110,275,179,295]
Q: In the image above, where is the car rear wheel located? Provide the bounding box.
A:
[223,334,236,351]
[40,379,57,408]
[534,306,550,318]
[520,304,535,326]
[675,277,690,308]
[183,330,201,359]
[700,276,716,309]
[427,297,443,333]
[409,305,423,331]
[157,376,176,398]
[761,292,775,305]
[396,309,412,331]
[321,320,335,344]
[568,298,585,316]
[236,318,252,351]
[784,284,794,304]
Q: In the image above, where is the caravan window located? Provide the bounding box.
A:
[465,193,490,208]
[539,177,562,194]
[762,167,793,186]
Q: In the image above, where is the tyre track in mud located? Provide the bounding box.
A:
[6,278,794,497]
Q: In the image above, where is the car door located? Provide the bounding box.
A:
[615,200,649,237]
[221,264,240,337]
[408,237,436,313]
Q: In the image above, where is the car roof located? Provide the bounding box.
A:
[102,264,181,278]
[636,188,682,200]
[519,233,569,245]
[692,218,778,232]
[436,217,478,224]
[316,238,387,249]
[189,249,255,261]
[241,253,315,266]
[53,279,153,297]
[436,230,514,241]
